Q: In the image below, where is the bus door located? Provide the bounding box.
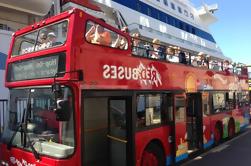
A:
[82,91,133,166]
[165,93,176,165]
[186,93,203,154]
[108,97,131,166]
[174,95,188,162]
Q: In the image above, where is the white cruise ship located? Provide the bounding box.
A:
[0,29,10,99]
[91,0,229,60]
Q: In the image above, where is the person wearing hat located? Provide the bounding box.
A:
[48,32,56,41]
[166,47,179,63]
[47,32,62,46]
[85,21,111,47]
[150,38,163,59]
[112,26,129,49]
[223,60,230,73]
[131,33,147,57]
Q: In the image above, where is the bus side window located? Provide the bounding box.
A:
[162,94,173,123]
[85,20,128,50]
[212,92,226,113]
[175,97,185,123]
[136,94,162,128]
[202,93,210,116]
[226,91,235,110]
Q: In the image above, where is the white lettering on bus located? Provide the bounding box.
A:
[9,156,36,166]
[103,62,162,87]
[21,42,52,54]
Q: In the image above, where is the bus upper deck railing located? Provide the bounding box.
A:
[83,20,245,75]
[130,36,245,75]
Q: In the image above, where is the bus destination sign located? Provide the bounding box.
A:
[8,53,65,81]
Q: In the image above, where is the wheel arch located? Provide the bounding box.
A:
[215,120,223,131]
[139,138,166,166]
[214,120,223,143]
[228,117,236,137]
[228,117,235,124]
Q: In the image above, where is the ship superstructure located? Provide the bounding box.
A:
[93,0,228,60]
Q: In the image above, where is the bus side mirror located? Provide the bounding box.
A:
[54,99,70,121]
[52,83,62,96]
[52,83,70,121]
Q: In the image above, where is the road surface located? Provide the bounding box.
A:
[183,126,251,166]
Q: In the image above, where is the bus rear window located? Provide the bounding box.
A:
[12,20,68,56]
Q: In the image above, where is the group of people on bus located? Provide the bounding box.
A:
[35,31,63,52]
[131,33,238,73]
[84,19,240,74]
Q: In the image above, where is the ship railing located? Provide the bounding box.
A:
[128,23,222,57]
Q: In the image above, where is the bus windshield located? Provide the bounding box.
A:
[11,20,68,56]
[1,87,75,158]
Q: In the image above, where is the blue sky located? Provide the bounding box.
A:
[191,0,251,64]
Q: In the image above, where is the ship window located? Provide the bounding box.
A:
[179,22,184,30]
[190,13,194,19]
[185,24,190,32]
[184,10,188,16]
[137,3,141,12]
[191,27,195,34]
[170,17,175,26]
[165,16,169,23]
[164,0,168,6]
[178,7,182,13]
[147,8,151,16]
[157,12,160,19]
[171,3,175,10]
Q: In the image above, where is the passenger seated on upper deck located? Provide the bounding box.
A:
[210,60,220,70]
[112,26,129,49]
[39,32,47,44]
[150,38,163,59]
[166,47,179,63]
[228,62,234,73]
[85,19,111,46]
[204,55,210,69]
[191,55,198,67]
[131,33,147,57]
[35,32,49,50]
[187,52,192,65]
[200,54,209,69]
[48,32,62,46]
[223,60,230,73]
[178,51,187,64]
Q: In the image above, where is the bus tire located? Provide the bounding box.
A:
[228,119,235,138]
[141,143,165,166]
[214,123,222,145]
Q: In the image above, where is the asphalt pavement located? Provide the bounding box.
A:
[182,126,251,166]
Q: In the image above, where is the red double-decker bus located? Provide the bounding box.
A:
[0,8,250,166]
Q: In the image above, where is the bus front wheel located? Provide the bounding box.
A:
[141,143,165,166]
